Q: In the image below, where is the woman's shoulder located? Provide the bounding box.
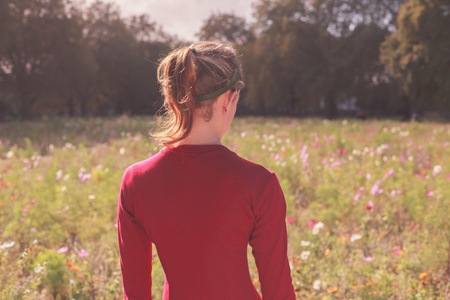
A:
[228,150,276,181]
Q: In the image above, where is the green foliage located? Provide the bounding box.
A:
[381,0,450,116]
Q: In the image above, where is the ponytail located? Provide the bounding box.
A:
[152,42,244,147]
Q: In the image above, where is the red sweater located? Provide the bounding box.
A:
[117,144,295,300]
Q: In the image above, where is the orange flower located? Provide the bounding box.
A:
[0,202,4,206]
[324,248,330,257]
[66,261,73,267]
[94,277,101,282]
[70,266,80,272]
[78,274,84,279]
[327,286,338,293]
[419,272,429,280]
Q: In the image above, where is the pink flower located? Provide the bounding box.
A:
[392,249,401,256]
[22,208,29,214]
[371,180,383,195]
[366,173,371,180]
[353,192,361,201]
[30,199,36,204]
[427,191,434,197]
[30,228,36,233]
[410,226,415,230]
[308,219,319,228]
[57,246,68,253]
[20,218,26,222]
[388,169,395,176]
[78,249,88,257]
[287,217,295,223]
[363,256,373,262]
[240,132,247,138]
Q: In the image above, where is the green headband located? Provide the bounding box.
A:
[194,65,241,102]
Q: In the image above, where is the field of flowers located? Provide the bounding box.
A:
[0,116,449,299]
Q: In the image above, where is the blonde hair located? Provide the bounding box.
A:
[152,41,244,147]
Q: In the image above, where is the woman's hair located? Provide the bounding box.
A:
[152,41,245,147]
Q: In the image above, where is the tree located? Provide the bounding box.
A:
[381,0,450,118]
[197,13,254,46]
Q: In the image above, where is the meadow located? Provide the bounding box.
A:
[0,116,449,299]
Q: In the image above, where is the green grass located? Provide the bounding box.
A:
[0,116,449,299]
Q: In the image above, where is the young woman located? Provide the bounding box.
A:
[117,41,295,300]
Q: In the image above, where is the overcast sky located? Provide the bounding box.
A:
[85,0,255,41]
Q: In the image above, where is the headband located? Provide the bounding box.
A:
[194,65,241,102]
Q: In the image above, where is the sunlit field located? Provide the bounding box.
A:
[0,116,449,299]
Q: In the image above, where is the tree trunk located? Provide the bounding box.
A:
[401,94,411,121]
[325,90,337,120]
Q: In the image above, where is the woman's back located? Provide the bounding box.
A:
[119,144,294,299]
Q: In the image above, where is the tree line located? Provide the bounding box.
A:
[1,0,449,120]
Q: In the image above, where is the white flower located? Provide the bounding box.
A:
[119,148,125,155]
[88,195,96,200]
[313,279,321,290]
[315,222,324,229]
[61,186,67,192]
[300,240,311,247]
[6,151,14,158]
[350,234,362,242]
[433,165,442,176]
[0,241,15,249]
[300,250,311,260]
[312,222,324,235]
[34,264,45,274]
[63,174,70,181]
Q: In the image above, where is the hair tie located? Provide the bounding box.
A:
[190,47,197,56]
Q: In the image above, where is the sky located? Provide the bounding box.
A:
[85,0,255,41]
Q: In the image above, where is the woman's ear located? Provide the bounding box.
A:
[223,90,237,112]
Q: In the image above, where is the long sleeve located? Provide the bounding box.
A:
[117,168,153,300]
[249,173,296,300]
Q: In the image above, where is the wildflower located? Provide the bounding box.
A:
[57,246,68,253]
[327,286,338,293]
[300,251,310,260]
[350,234,362,242]
[419,272,429,280]
[313,280,321,290]
[366,173,371,180]
[432,165,442,176]
[30,228,36,233]
[312,222,324,235]
[6,151,14,158]
[240,132,247,138]
[426,191,434,197]
[30,199,36,204]
[392,249,402,256]
[371,180,383,195]
[78,274,84,279]
[70,266,80,271]
[34,264,45,274]
[0,241,15,249]
[70,279,74,285]
[300,240,311,247]
[388,169,395,176]
[363,256,373,262]
[56,170,63,180]
[286,217,295,223]
[78,249,88,257]
[63,174,70,181]
[308,219,318,228]
[61,186,67,192]
[364,200,374,210]
[119,148,125,155]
